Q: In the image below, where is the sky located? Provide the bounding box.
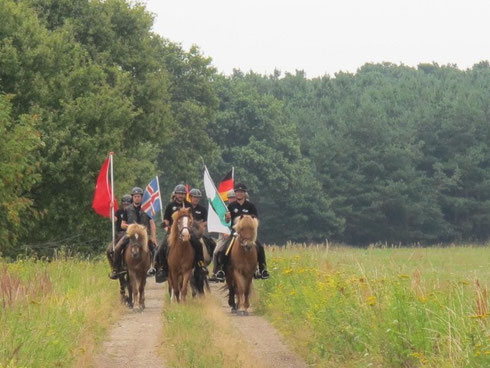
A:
[144,0,490,78]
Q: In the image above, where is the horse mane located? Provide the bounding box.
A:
[126,224,148,252]
[169,208,192,246]
[233,215,259,242]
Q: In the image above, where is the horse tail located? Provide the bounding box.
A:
[126,224,149,252]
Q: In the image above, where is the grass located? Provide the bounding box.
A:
[254,244,490,367]
[160,294,263,368]
[0,256,122,368]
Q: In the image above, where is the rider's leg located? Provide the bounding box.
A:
[256,240,270,279]
[147,240,157,276]
[154,236,169,282]
[190,236,208,275]
[110,235,129,279]
[106,242,115,271]
[209,236,228,282]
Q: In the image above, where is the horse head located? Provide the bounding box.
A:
[233,215,259,251]
[126,224,148,259]
[171,207,193,242]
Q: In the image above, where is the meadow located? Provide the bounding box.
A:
[254,245,490,367]
[0,256,121,368]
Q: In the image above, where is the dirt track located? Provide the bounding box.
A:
[210,283,308,368]
[93,279,307,368]
[94,279,165,368]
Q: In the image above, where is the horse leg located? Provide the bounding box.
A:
[119,276,127,304]
[234,270,246,315]
[181,271,192,303]
[139,275,146,310]
[127,275,134,309]
[244,276,253,315]
[130,271,138,310]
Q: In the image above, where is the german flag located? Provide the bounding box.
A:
[185,183,190,202]
[218,168,234,201]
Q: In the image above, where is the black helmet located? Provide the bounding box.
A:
[174,184,186,194]
[189,188,202,197]
[234,183,247,192]
[131,187,143,196]
[122,194,132,204]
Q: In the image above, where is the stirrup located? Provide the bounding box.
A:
[261,269,270,279]
[109,270,125,279]
[215,269,225,282]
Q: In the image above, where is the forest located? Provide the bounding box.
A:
[2,0,490,257]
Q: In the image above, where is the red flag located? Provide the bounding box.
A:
[92,157,118,218]
[185,184,191,202]
[218,168,234,201]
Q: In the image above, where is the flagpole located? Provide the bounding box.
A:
[155,175,164,224]
[110,152,116,252]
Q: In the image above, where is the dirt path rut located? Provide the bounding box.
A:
[94,279,165,368]
[210,283,308,368]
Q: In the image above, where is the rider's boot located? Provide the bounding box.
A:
[147,241,157,276]
[191,237,208,277]
[256,241,270,279]
[109,236,128,279]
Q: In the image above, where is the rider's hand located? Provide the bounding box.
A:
[225,212,231,221]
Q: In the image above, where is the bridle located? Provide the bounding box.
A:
[177,214,191,241]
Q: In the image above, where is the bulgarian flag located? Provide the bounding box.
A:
[203,166,231,234]
[218,168,234,201]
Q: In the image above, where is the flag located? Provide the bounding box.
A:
[185,183,191,202]
[142,177,162,219]
[203,166,231,234]
[92,156,118,218]
[218,168,234,201]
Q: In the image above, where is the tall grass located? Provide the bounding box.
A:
[0,256,122,368]
[254,245,490,367]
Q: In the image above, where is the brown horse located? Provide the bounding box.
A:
[225,215,259,315]
[124,224,151,311]
[167,208,195,303]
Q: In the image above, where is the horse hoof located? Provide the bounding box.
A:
[231,308,237,314]
[241,310,249,316]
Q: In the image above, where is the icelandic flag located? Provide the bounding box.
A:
[142,177,162,219]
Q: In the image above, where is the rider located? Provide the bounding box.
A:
[106,194,131,276]
[209,189,236,282]
[109,187,157,279]
[154,184,208,282]
[189,188,207,224]
[214,183,269,281]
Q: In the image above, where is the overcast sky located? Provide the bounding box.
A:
[144,0,490,78]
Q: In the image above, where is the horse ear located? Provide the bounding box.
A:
[240,215,244,219]
[251,215,256,219]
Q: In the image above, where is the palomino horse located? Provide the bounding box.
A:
[225,215,259,315]
[167,208,195,303]
[124,224,151,311]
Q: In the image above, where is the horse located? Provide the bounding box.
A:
[167,207,195,303]
[123,224,151,311]
[225,215,259,316]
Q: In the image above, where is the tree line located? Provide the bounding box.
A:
[1,0,490,257]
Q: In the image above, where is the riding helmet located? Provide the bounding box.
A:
[174,184,187,194]
[234,183,247,192]
[189,188,202,197]
[227,189,236,198]
[121,194,132,204]
[131,186,143,196]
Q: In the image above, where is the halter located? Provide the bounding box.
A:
[177,214,191,241]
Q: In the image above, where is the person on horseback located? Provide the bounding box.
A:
[106,194,131,277]
[189,188,207,224]
[109,187,157,279]
[209,189,236,282]
[210,183,269,282]
[154,184,208,282]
